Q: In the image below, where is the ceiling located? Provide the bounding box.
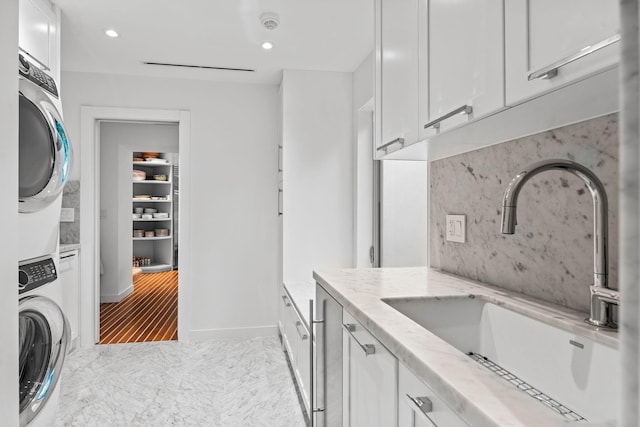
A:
[54,0,374,85]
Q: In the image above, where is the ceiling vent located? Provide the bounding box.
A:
[260,13,280,30]
[142,61,255,73]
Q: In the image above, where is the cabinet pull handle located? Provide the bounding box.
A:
[424,105,473,130]
[281,295,291,307]
[342,323,376,356]
[295,320,308,340]
[528,33,620,81]
[310,300,326,426]
[376,137,405,152]
[406,394,436,425]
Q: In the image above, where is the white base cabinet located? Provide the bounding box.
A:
[279,284,312,414]
[399,364,469,427]
[342,310,397,427]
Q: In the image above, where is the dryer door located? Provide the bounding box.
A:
[18,296,70,426]
[18,77,71,213]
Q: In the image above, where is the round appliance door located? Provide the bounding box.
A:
[19,296,70,426]
[18,78,71,213]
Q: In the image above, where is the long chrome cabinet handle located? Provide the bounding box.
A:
[310,299,326,426]
[295,320,308,340]
[424,105,473,129]
[406,394,436,425]
[376,137,405,152]
[342,323,376,356]
[281,294,291,307]
[528,33,620,81]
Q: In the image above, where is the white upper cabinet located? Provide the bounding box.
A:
[425,0,504,134]
[19,0,59,80]
[505,0,620,106]
[375,0,422,158]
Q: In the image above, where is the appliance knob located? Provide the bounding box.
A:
[18,270,29,288]
[18,55,30,74]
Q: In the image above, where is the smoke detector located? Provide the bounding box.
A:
[260,13,280,30]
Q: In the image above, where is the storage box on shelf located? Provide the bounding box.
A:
[132,153,173,273]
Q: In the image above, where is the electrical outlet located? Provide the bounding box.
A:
[60,208,75,222]
[446,214,466,243]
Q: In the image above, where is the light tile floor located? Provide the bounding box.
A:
[55,337,306,427]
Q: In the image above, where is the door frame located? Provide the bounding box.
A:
[79,106,191,347]
[354,98,381,268]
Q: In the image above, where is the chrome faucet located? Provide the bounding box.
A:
[500,159,619,329]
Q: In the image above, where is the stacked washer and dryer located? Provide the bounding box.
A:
[17,54,72,426]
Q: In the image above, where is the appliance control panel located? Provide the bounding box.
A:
[18,54,58,98]
[19,257,57,295]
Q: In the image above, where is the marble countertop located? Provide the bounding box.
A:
[313,267,617,427]
[60,243,81,253]
[283,281,315,329]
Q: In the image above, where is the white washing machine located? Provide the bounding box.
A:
[18,55,72,426]
[18,54,71,262]
[18,255,70,427]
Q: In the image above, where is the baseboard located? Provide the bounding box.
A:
[100,285,133,303]
[188,325,278,341]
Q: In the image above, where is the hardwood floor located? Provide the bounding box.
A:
[99,270,178,344]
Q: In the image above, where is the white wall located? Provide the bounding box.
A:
[281,70,354,283]
[62,72,279,337]
[99,122,178,301]
[0,0,19,423]
[381,160,428,267]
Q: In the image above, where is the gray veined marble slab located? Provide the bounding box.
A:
[55,337,306,427]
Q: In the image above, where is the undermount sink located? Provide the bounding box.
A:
[383,295,618,423]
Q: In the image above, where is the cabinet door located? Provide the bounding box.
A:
[505,0,619,106]
[426,0,504,134]
[19,0,57,73]
[343,311,397,427]
[398,364,469,427]
[59,251,79,343]
[375,0,420,157]
[296,318,311,413]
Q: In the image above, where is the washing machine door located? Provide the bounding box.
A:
[18,76,71,213]
[18,296,70,426]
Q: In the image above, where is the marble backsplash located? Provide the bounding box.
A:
[60,180,80,244]
[430,114,618,313]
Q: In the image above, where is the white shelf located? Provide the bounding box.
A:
[132,180,171,184]
[140,263,173,273]
[132,152,174,273]
[133,161,171,167]
[133,236,171,241]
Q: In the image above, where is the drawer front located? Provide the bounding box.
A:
[398,363,469,427]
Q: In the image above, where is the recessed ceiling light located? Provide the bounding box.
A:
[105,29,119,38]
[262,41,273,50]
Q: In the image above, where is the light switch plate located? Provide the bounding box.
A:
[60,208,75,222]
[446,214,466,243]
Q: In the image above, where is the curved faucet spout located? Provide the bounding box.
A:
[500,159,616,329]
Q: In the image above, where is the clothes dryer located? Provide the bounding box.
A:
[18,54,71,261]
[18,255,70,427]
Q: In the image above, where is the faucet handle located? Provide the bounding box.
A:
[590,285,620,305]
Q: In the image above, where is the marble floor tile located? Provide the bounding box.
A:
[55,337,306,427]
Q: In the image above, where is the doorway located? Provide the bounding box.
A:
[98,124,180,344]
[79,107,191,348]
